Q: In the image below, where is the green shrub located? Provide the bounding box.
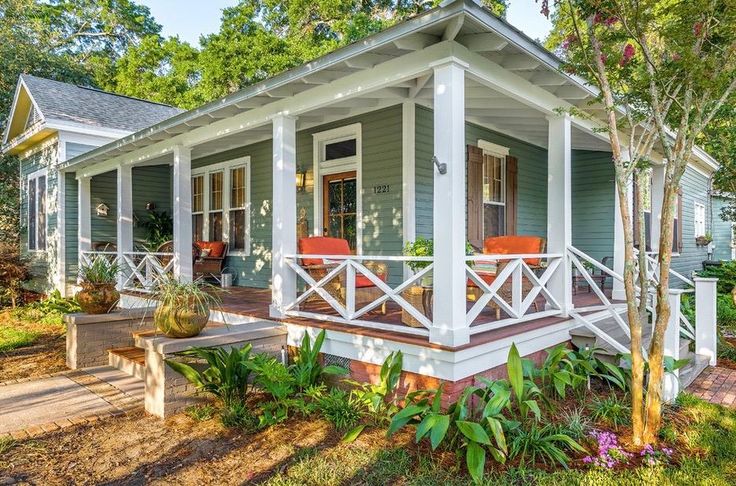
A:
[717,294,736,330]
[508,423,584,468]
[166,343,254,409]
[186,404,217,421]
[557,407,591,441]
[699,261,736,294]
[290,329,348,392]
[78,258,120,285]
[0,326,38,351]
[589,393,631,429]
[221,401,258,430]
[313,387,362,430]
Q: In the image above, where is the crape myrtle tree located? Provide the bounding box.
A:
[542,0,736,445]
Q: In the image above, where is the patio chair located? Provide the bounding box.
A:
[193,241,228,281]
[573,256,612,294]
[298,236,388,314]
[467,236,546,320]
[92,241,117,252]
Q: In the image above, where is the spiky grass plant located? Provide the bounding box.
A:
[78,258,120,286]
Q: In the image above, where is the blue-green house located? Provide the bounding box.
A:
[2,0,724,396]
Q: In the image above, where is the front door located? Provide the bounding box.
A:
[323,171,357,250]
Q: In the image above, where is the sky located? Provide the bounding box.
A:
[137,0,553,46]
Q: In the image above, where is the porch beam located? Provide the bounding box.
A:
[430,58,469,346]
[546,115,573,316]
[116,165,133,289]
[402,101,416,281]
[270,114,298,318]
[172,145,193,282]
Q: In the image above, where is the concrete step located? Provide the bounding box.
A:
[133,320,283,349]
[680,354,710,390]
[109,347,146,381]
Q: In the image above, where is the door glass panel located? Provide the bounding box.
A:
[343,178,356,213]
[324,172,357,250]
[328,180,342,215]
[343,214,357,250]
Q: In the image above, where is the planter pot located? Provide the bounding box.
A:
[419,274,433,288]
[154,304,209,338]
[696,236,712,247]
[76,283,119,314]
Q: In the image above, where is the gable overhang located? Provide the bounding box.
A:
[59,0,719,174]
[2,76,46,149]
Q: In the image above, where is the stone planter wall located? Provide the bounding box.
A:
[65,309,154,369]
[140,323,287,418]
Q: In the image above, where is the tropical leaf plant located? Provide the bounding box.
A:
[165,343,253,408]
[508,423,585,469]
[290,329,348,391]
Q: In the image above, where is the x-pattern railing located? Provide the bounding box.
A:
[119,252,174,293]
[283,254,433,337]
[464,254,563,335]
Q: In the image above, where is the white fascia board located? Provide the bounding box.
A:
[45,118,132,140]
[2,77,44,145]
[71,41,455,178]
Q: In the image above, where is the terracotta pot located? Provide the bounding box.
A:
[76,283,119,314]
[154,304,208,338]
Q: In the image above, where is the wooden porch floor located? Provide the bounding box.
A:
[217,286,620,352]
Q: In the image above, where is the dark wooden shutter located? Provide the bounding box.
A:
[467,145,484,249]
[676,188,683,253]
[506,156,518,235]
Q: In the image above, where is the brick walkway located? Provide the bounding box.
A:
[687,366,736,407]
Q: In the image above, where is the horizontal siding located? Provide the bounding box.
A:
[90,170,117,245]
[65,172,79,284]
[19,141,59,293]
[66,142,96,159]
[414,105,548,240]
[572,150,615,262]
[671,166,710,280]
[712,196,732,261]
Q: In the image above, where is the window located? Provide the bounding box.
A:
[634,171,652,250]
[694,201,706,238]
[482,153,506,237]
[673,191,682,253]
[191,175,204,242]
[27,170,47,251]
[191,157,250,254]
[324,138,356,161]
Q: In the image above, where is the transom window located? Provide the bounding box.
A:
[191,157,251,254]
[27,169,47,251]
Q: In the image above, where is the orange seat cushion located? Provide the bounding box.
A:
[196,241,226,258]
[356,274,386,288]
[483,236,545,266]
[467,272,496,288]
[299,237,351,266]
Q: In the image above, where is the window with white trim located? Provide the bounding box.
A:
[694,201,706,238]
[479,140,510,238]
[27,170,47,251]
[192,157,251,254]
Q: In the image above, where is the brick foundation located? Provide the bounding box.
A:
[348,347,553,408]
[65,309,154,369]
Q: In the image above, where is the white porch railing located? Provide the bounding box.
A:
[79,250,174,293]
[465,253,564,335]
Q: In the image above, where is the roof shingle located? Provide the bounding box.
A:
[21,74,184,133]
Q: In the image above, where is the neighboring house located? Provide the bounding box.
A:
[2,0,723,400]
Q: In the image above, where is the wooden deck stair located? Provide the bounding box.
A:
[570,314,709,389]
[108,347,146,381]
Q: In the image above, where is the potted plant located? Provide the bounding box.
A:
[76,258,120,314]
[150,276,221,338]
[403,237,434,287]
[696,232,713,247]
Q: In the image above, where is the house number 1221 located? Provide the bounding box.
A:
[373,184,390,194]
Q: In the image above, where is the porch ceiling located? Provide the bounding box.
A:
[65,0,619,176]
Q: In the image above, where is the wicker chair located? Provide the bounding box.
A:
[298,236,388,314]
[467,236,546,320]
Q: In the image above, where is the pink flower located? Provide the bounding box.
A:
[605,16,619,27]
[620,43,636,66]
[694,22,703,37]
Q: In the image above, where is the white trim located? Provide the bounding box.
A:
[3,77,43,145]
[26,167,48,253]
[477,139,510,157]
[312,123,363,253]
[191,156,252,256]
[687,161,712,179]
[694,201,706,238]
[402,102,416,280]
[45,118,132,139]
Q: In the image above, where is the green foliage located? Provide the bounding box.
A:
[534,344,586,399]
[137,209,173,250]
[251,353,296,401]
[311,386,363,431]
[186,404,217,422]
[78,258,120,286]
[291,329,348,392]
[403,237,434,272]
[589,394,631,429]
[698,261,736,294]
[0,325,38,352]
[220,400,259,430]
[11,290,79,325]
[0,436,16,456]
[0,155,19,246]
[166,343,254,409]
[509,423,585,469]
[557,407,591,442]
[150,275,221,316]
[507,344,543,420]
[344,351,403,441]
[0,242,30,308]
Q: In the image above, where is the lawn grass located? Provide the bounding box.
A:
[0,326,38,352]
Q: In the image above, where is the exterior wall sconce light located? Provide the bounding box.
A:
[296,165,308,192]
[432,155,447,174]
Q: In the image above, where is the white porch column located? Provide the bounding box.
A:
[78,176,91,254]
[430,59,469,346]
[613,154,633,301]
[663,289,683,402]
[270,114,298,318]
[650,163,666,250]
[402,101,416,282]
[546,115,573,316]
[695,277,718,366]
[116,165,133,289]
[173,145,193,282]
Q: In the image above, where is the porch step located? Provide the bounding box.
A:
[108,347,146,381]
[133,320,280,348]
[680,354,711,390]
